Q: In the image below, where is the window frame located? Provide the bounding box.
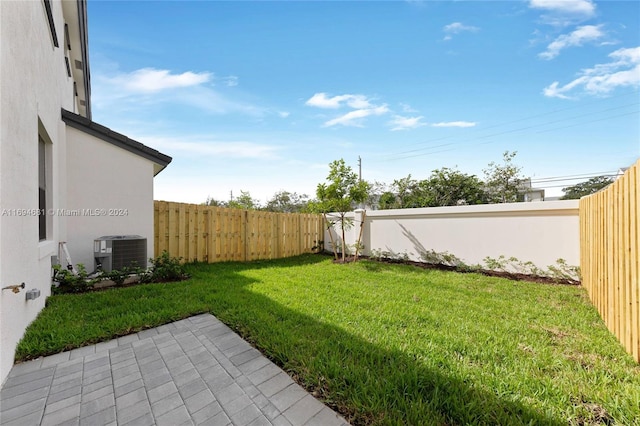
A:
[42,0,59,48]
[38,123,53,242]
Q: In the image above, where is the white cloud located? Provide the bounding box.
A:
[529,0,596,26]
[305,93,371,109]
[324,105,389,127]
[442,22,479,41]
[529,0,596,16]
[543,46,640,98]
[278,111,290,118]
[389,115,427,131]
[539,25,605,60]
[444,22,479,34]
[224,75,239,87]
[431,121,477,128]
[93,66,264,117]
[306,92,390,127]
[109,68,211,93]
[400,103,418,113]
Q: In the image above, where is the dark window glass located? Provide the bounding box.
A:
[39,136,46,241]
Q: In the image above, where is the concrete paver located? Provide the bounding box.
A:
[0,314,349,425]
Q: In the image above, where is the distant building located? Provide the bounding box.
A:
[518,178,545,202]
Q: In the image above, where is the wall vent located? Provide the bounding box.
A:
[94,235,147,272]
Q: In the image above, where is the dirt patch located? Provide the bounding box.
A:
[571,396,614,425]
[541,326,570,340]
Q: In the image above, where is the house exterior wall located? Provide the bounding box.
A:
[326,200,580,270]
[0,0,74,383]
[65,127,155,270]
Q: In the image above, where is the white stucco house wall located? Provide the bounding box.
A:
[0,0,171,384]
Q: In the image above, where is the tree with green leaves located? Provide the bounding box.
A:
[377,169,487,209]
[364,181,389,210]
[378,191,397,210]
[313,159,370,262]
[423,167,487,206]
[265,191,309,213]
[203,196,226,207]
[483,151,524,203]
[381,175,425,209]
[561,176,614,199]
[227,190,260,210]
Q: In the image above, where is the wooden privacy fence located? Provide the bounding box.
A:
[154,201,323,263]
[580,159,639,362]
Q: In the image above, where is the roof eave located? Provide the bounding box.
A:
[61,109,172,174]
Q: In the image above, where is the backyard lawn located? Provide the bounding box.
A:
[17,254,640,425]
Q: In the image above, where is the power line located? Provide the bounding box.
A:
[531,175,618,185]
[378,103,639,161]
[375,91,640,156]
[534,110,639,134]
[530,171,618,184]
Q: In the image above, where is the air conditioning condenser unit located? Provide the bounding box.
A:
[94,235,147,272]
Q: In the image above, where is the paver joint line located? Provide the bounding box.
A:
[0,313,349,426]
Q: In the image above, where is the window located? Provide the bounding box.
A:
[38,135,47,241]
[43,0,59,48]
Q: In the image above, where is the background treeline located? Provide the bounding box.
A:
[204,151,614,212]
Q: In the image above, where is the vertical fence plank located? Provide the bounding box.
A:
[580,159,640,363]
[157,201,167,254]
[187,205,195,262]
[620,174,629,352]
[196,207,205,262]
[153,202,159,258]
[631,165,639,360]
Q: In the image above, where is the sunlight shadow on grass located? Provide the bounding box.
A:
[187,257,564,425]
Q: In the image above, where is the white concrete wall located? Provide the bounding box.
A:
[0,0,74,384]
[325,200,580,270]
[65,127,155,271]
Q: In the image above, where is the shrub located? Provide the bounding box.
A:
[104,265,141,286]
[52,264,94,294]
[141,251,189,283]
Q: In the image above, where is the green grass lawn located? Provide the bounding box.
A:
[17,254,640,425]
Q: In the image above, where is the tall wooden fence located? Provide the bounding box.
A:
[580,160,639,362]
[154,201,323,263]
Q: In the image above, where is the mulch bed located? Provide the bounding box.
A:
[330,254,580,286]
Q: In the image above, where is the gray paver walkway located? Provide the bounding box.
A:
[0,314,349,426]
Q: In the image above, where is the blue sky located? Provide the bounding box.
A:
[88,0,640,204]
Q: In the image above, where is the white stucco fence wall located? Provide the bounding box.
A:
[325,200,580,269]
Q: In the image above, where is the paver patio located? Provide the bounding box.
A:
[0,314,349,426]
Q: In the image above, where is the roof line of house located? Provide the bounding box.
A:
[61,109,172,174]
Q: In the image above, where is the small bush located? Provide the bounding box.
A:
[52,264,94,294]
[141,251,189,283]
[104,265,141,286]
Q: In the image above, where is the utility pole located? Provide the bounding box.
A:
[230,190,233,202]
[358,156,362,181]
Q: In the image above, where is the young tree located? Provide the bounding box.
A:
[483,151,524,203]
[265,191,309,213]
[561,176,614,199]
[314,159,370,262]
